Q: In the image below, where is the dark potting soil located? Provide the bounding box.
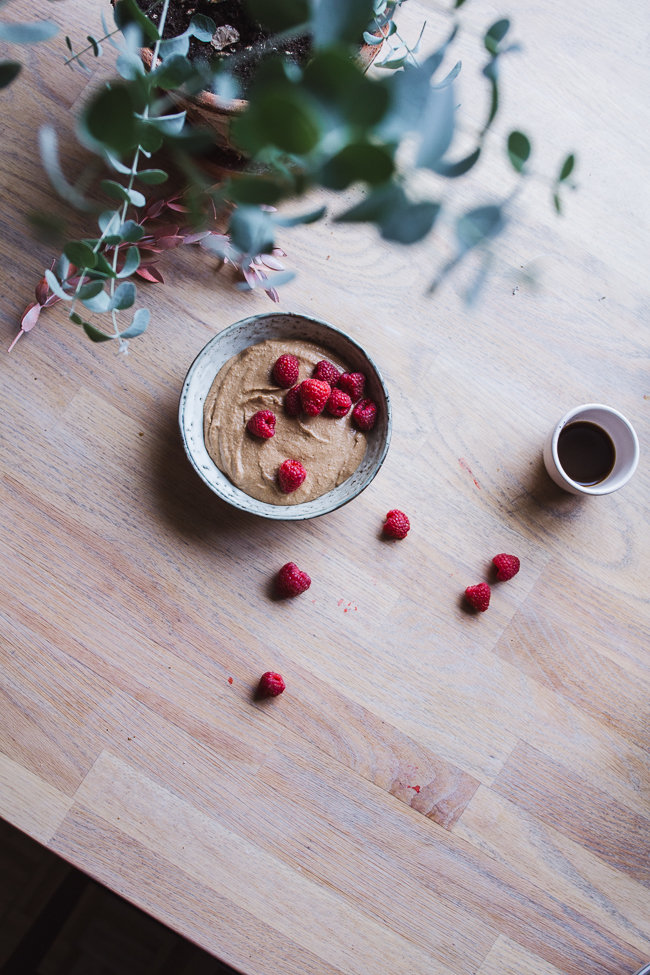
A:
[137,0,311,88]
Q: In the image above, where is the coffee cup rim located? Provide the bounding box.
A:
[551,403,639,495]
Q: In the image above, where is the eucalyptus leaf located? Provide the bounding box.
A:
[559,153,575,181]
[0,60,21,88]
[54,253,70,282]
[39,125,93,210]
[553,192,562,214]
[152,54,193,89]
[87,35,102,57]
[69,312,84,325]
[103,235,123,246]
[334,184,405,223]
[78,281,105,300]
[362,31,384,45]
[106,153,131,176]
[64,241,97,269]
[380,201,440,244]
[228,205,275,255]
[485,18,509,55]
[415,82,455,171]
[81,289,111,312]
[117,247,140,277]
[120,307,150,338]
[433,146,481,178]
[312,0,374,48]
[44,269,72,300]
[108,281,136,310]
[159,34,190,58]
[136,169,168,185]
[507,130,531,172]
[457,204,504,251]
[432,61,461,89]
[454,0,467,6]
[273,206,327,227]
[85,85,137,153]
[146,110,186,135]
[116,50,145,80]
[101,179,130,202]
[114,0,160,41]
[93,252,117,277]
[119,220,145,242]
[321,144,394,190]
[83,321,114,342]
[188,14,216,41]
[127,187,146,207]
[0,21,58,43]
[255,92,320,155]
[244,0,309,33]
[230,177,285,206]
[99,209,121,234]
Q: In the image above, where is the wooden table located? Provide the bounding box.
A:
[1,1,649,974]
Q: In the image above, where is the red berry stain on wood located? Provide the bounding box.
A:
[459,458,481,490]
[228,677,233,685]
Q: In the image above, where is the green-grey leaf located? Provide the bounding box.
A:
[108,281,136,310]
[507,130,531,173]
[377,56,406,70]
[87,35,102,57]
[188,13,216,41]
[146,110,186,135]
[119,220,145,242]
[39,125,93,211]
[457,204,504,251]
[432,146,481,178]
[485,18,509,54]
[85,85,137,153]
[313,0,374,48]
[273,206,327,228]
[106,153,131,175]
[117,247,140,278]
[64,241,97,269]
[553,192,562,214]
[116,50,145,79]
[335,184,405,224]
[559,153,575,181]
[136,169,168,185]
[54,253,70,282]
[81,289,111,312]
[416,82,455,170]
[83,321,114,342]
[114,0,160,41]
[99,209,122,234]
[45,269,72,300]
[159,34,190,58]
[78,281,105,300]
[120,307,150,338]
[127,188,146,207]
[0,21,58,44]
[380,201,440,244]
[431,61,461,89]
[321,144,394,190]
[152,53,193,89]
[93,252,117,277]
[362,31,384,45]
[101,180,130,202]
[69,312,84,325]
[228,206,275,255]
[0,60,21,88]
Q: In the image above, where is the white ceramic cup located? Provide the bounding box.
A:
[543,404,639,496]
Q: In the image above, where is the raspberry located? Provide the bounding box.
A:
[259,671,285,697]
[276,562,311,597]
[313,360,341,385]
[273,354,300,388]
[300,379,331,416]
[338,372,365,403]
[492,553,520,581]
[326,388,352,417]
[278,459,306,493]
[383,509,410,539]
[352,398,377,431]
[465,583,491,612]
[284,385,302,416]
[246,410,276,439]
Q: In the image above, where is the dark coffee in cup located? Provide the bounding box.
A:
[556,420,616,485]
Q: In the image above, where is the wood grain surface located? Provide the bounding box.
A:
[1,0,650,974]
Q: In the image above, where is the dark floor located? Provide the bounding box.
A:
[0,817,239,975]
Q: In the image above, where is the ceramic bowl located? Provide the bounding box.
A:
[179,312,392,520]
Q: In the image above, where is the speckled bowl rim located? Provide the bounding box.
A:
[178,312,392,521]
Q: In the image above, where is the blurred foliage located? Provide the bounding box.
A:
[22,0,576,348]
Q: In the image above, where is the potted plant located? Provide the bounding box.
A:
[10,0,576,352]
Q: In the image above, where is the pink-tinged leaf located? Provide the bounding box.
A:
[167,202,191,212]
[35,276,49,304]
[183,230,212,244]
[272,246,287,257]
[265,287,280,303]
[136,266,165,283]
[152,223,179,239]
[260,254,285,271]
[156,235,184,250]
[243,266,258,288]
[146,200,166,219]
[21,301,41,332]
[138,246,163,256]
[43,293,60,308]
[7,331,24,353]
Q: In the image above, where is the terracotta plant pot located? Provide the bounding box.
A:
[141,26,389,157]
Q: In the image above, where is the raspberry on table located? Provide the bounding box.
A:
[326,388,352,417]
[277,562,311,597]
[278,459,307,493]
[338,372,365,402]
[383,509,410,539]
[273,354,300,388]
[313,360,341,385]
[246,410,276,439]
[465,583,491,612]
[299,379,331,416]
[258,671,285,697]
[284,385,302,416]
[352,398,377,431]
[492,553,520,581]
